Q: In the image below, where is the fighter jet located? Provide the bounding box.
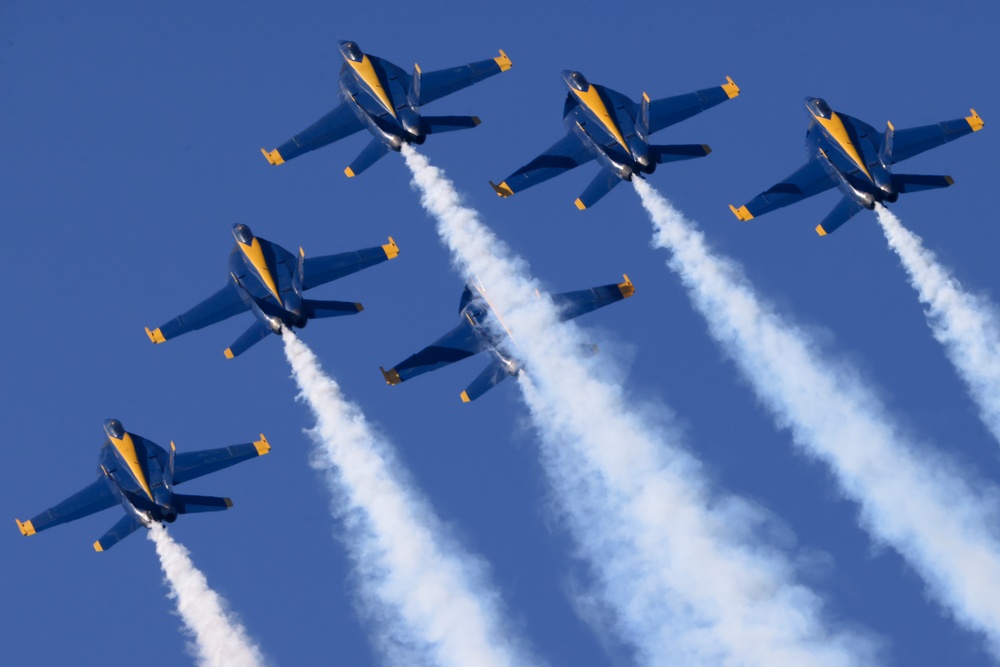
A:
[261,40,512,177]
[490,71,740,209]
[16,419,270,552]
[146,224,399,358]
[380,275,635,402]
[729,98,985,235]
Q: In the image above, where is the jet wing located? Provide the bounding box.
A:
[16,477,117,537]
[381,320,485,384]
[552,275,635,322]
[302,238,399,290]
[890,110,984,164]
[146,282,249,344]
[491,132,594,197]
[416,51,512,106]
[729,159,836,221]
[172,436,271,485]
[262,102,365,165]
[646,77,740,135]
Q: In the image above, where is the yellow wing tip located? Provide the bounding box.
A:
[722,76,740,99]
[381,367,402,385]
[574,198,587,210]
[93,541,104,552]
[729,204,753,221]
[967,108,984,132]
[254,434,271,456]
[224,498,234,509]
[490,180,514,198]
[472,116,482,126]
[16,519,35,536]
[355,302,364,312]
[815,224,828,236]
[224,348,235,360]
[618,274,636,299]
[382,236,400,260]
[344,166,356,178]
[702,144,712,155]
[261,148,285,166]
[460,391,471,403]
[495,49,512,72]
[145,327,166,344]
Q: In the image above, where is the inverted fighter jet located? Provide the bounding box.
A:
[16,419,270,552]
[146,224,398,358]
[261,40,512,177]
[729,98,984,235]
[380,275,635,402]
[490,71,740,209]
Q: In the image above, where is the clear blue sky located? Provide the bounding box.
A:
[3,2,999,665]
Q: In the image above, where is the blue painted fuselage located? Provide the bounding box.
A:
[228,224,307,334]
[96,420,179,526]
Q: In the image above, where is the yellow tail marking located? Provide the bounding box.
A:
[815,112,873,181]
[618,274,635,298]
[729,204,753,221]
[967,108,984,132]
[722,76,740,99]
[16,519,35,536]
[238,238,282,306]
[261,148,285,165]
[494,49,512,72]
[347,55,397,118]
[109,432,154,501]
[570,85,628,152]
[254,434,271,456]
[145,327,165,344]
[382,236,400,260]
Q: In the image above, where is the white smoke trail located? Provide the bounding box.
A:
[876,204,1000,443]
[401,144,879,667]
[635,178,1000,658]
[147,524,267,667]
[281,329,539,667]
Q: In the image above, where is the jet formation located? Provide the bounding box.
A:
[381,275,635,401]
[16,419,270,551]
[145,224,398,358]
[490,70,740,209]
[261,40,512,177]
[729,98,985,235]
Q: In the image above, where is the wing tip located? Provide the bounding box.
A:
[253,434,271,456]
[460,390,471,403]
[722,76,740,99]
[16,519,35,537]
[490,180,513,198]
[494,50,512,72]
[344,166,356,178]
[967,108,984,132]
[574,198,587,210]
[223,348,235,360]
[815,224,828,236]
[145,327,166,344]
[618,274,636,298]
[93,540,104,552]
[261,148,285,166]
[382,236,400,260]
[380,367,402,385]
[224,498,234,509]
[729,204,753,221]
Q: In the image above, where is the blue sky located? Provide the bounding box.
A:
[3,2,999,665]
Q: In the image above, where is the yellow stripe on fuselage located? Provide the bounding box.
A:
[238,238,282,306]
[347,56,397,119]
[571,85,628,152]
[109,433,154,501]
[815,112,872,182]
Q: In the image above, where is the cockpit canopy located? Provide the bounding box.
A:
[805,97,833,120]
[103,418,126,440]
[562,70,590,92]
[339,40,364,63]
[232,223,254,245]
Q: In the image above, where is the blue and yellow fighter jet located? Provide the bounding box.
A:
[490,71,740,209]
[145,224,399,358]
[15,419,270,552]
[380,275,635,401]
[261,40,512,177]
[729,98,985,235]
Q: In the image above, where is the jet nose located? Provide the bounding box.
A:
[561,70,589,92]
[232,223,254,245]
[338,40,364,63]
[103,419,126,440]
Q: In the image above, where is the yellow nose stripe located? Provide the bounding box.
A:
[571,86,628,152]
[110,433,154,501]
[348,56,397,118]
[239,239,283,306]
[815,112,872,181]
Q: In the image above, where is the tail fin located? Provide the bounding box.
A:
[460,357,513,403]
[892,173,954,193]
[408,63,423,107]
[650,144,712,164]
[93,514,144,552]
[224,320,273,359]
[815,196,865,236]
[303,299,364,319]
[639,92,651,138]
[421,116,481,135]
[174,494,233,515]
[345,138,389,178]
[880,121,895,164]
[574,170,622,210]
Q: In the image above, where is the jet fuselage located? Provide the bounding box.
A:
[461,293,520,377]
[228,224,307,333]
[98,419,178,526]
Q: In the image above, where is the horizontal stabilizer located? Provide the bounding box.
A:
[650,144,712,164]
[461,357,513,403]
[575,169,622,210]
[224,320,273,359]
[304,299,364,319]
[892,173,954,193]
[345,137,389,178]
[174,494,233,515]
[422,115,481,134]
[815,196,865,236]
[93,514,144,552]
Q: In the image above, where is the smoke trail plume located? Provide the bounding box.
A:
[401,144,879,667]
[876,204,1000,443]
[148,524,267,667]
[635,178,1000,657]
[281,329,539,667]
